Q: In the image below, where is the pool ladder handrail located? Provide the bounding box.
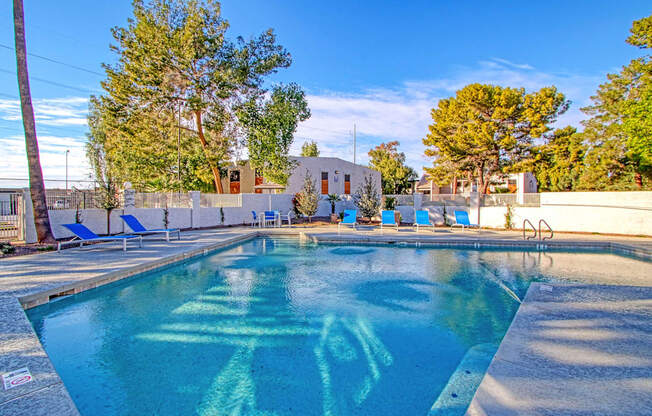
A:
[539,219,553,240]
[523,219,537,240]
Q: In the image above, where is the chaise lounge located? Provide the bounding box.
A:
[58,223,143,252]
[380,210,399,232]
[413,210,435,232]
[338,209,358,232]
[452,210,479,231]
[120,214,181,242]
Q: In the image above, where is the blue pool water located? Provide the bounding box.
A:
[26,238,650,416]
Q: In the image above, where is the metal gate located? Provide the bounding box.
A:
[0,193,23,241]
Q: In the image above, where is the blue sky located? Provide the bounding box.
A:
[0,0,650,186]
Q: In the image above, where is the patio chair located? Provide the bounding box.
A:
[413,210,435,232]
[263,211,277,228]
[380,210,399,232]
[452,210,479,230]
[251,211,258,227]
[120,214,180,242]
[58,223,142,252]
[338,209,357,232]
[280,210,292,227]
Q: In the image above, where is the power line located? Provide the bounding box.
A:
[0,44,104,76]
[0,68,100,94]
[0,123,87,136]
[298,124,350,135]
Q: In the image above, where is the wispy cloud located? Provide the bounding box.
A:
[295,58,603,174]
[0,97,88,126]
[1,58,606,183]
[0,96,90,185]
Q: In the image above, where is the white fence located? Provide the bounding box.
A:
[134,192,191,208]
[16,189,652,242]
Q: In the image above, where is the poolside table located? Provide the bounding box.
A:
[258,211,281,228]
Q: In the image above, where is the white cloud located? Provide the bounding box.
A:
[295,58,604,175]
[0,97,88,126]
[0,96,90,186]
[1,59,607,184]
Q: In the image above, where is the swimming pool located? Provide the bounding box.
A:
[27,237,652,416]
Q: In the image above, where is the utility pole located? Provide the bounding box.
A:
[353,123,356,165]
[65,149,69,193]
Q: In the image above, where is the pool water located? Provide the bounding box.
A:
[26,238,651,416]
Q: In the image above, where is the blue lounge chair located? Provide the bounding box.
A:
[338,209,357,232]
[59,223,142,252]
[453,210,479,230]
[414,210,435,232]
[380,210,398,232]
[120,214,180,242]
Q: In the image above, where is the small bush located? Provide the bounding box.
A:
[384,196,396,210]
[1,241,15,255]
[504,204,514,230]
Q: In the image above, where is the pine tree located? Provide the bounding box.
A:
[354,175,380,221]
[296,171,318,221]
[578,14,652,190]
[95,0,294,192]
[424,84,569,194]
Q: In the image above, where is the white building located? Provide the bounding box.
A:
[222,157,381,196]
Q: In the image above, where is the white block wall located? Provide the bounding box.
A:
[21,190,652,241]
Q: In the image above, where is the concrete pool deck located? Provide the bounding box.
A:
[0,226,650,415]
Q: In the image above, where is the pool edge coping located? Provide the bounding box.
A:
[2,230,650,416]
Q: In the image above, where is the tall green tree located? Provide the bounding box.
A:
[579,14,652,190]
[239,83,310,186]
[423,83,569,194]
[368,141,417,194]
[513,126,585,191]
[96,0,292,193]
[13,0,55,243]
[300,140,320,157]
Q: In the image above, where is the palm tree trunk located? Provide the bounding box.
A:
[13,0,55,243]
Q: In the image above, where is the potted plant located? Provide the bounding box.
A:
[325,193,341,223]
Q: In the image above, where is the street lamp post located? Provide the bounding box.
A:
[65,149,70,193]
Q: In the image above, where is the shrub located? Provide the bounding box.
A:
[354,175,380,220]
[384,196,396,210]
[296,170,319,221]
[1,241,15,255]
[504,204,514,230]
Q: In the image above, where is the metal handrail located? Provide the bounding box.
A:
[539,219,553,240]
[523,219,537,240]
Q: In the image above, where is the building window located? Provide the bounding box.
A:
[229,170,240,194]
[344,174,351,194]
[254,169,263,193]
[321,171,328,194]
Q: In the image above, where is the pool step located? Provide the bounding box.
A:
[428,343,497,416]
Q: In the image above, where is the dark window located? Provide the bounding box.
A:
[229,170,240,182]
[321,172,328,194]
